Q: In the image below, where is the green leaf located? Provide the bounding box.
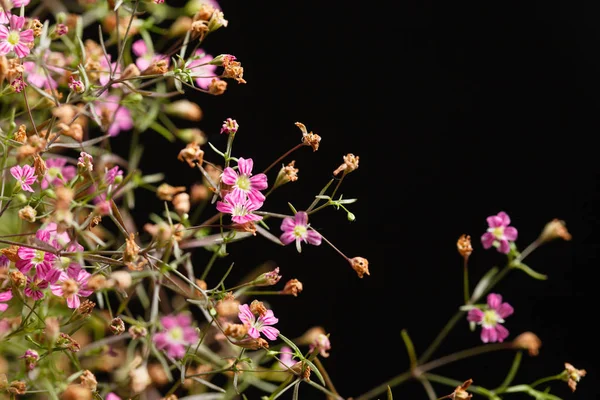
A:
[303,359,325,386]
[150,122,176,142]
[515,263,548,280]
[277,334,303,357]
[387,385,393,400]
[471,266,499,302]
[207,141,226,157]
[287,202,298,214]
[256,225,284,246]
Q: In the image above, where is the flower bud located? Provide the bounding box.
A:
[20,349,39,371]
[512,331,542,356]
[347,212,356,222]
[457,234,473,259]
[80,370,97,391]
[254,267,282,286]
[164,100,203,121]
[349,256,370,278]
[539,219,572,244]
[281,279,303,296]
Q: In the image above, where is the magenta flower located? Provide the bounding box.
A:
[23,60,58,89]
[50,268,93,309]
[132,39,168,72]
[279,346,296,368]
[467,293,514,343]
[188,49,217,89]
[41,158,76,189]
[10,164,37,192]
[153,313,199,359]
[97,95,133,137]
[238,303,280,341]
[0,290,13,312]
[279,211,322,253]
[0,0,31,24]
[77,152,94,171]
[0,15,34,58]
[309,333,331,358]
[20,349,39,371]
[216,191,263,224]
[221,158,268,206]
[481,211,518,254]
[104,165,123,185]
[220,118,239,135]
[0,255,9,268]
[16,240,59,282]
[24,275,49,300]
[105,393,122,400]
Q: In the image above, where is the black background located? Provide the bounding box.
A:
[129,0,598,399]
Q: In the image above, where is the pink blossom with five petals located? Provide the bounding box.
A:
[41,158,77,189]
[153,313,199,359]
[216,191,263,224]
[0,290,13,312]
[0,15,34,58]
[10,164,37,192]
[481,211,518,254]
[50,268,93,309]
[279,211,322,253]
[467,293,514,343]
[237,303,280,341]
[221,157,268,206]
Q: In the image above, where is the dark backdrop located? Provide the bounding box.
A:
[129,1,598,398]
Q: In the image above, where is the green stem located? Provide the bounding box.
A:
[417,310,464,365]
[262,143,304,175]
[200,247,220,281]
[423,373,495,397]
[495,351,522,391]
[401,329,417,370]
[530,373,565,389]
[419,342,512,373]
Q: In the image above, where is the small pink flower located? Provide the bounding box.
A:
[20,349,39,371]
[10,164,37,192]
[23,59,58,89]
[24,275,49,300]
[16,240,59,282]
[481,211,518,254]
[97,95,133,137]
[50,268,93,309]
[216,191,263,224]
[153,313,199,359]
[0,290,13,312]
[131,39,168,72]
[188,49,217,89]
[220,118,239,135]
[467,293,514,343]
[104,165,123,185]
[0,15,34,58]
[41,158,76,189]
[0,0,31,24]
[77,152,94,171]
[105,393,122,400]
[221,157,268,206]
[309,333,331,358]
[279,211,322,253]
[68,75,85,93]
[279,346,296,368]
[238,303,280,341]
[54,23,68,37]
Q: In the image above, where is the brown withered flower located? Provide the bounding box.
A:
[250,300,268,316]
[349,256,370,278]
[457,234,473,258]
[539,218,572,244]
[512,331,542,356]
[157,183,187,202]
[333,153,360,176]
[178,142,205,168]
[439,378,473,399]
[223,323,248,339]
[563,362,586,392]
[281,279,303,296]
[208,78,227,95]
[296,122,321,151]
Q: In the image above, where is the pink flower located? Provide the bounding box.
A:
[0,15,34,58]
[16,239,59,282]
[93,193,111,216]
[20,349,39,371]
[220,118,239,135]
[0,290,13,312]
[237,303,280,341]
[24,275,49,300]
[309,333,331,358]
[104,165,123,185]
[216,191,263,224]
[153,313,199,359]
[279,211,322,253]
[77,152,94,171]
[68,75,85,93]
[105,393,122,400]
[481,211,518,254]
[23,60,58,89]
[50,268,93,309]
[221,157,268,206]
[97,95,133,137]
[10,164,37,192]
[278,346,296,368]
[0,0,31,24]
[467,293,514,343]
[131,39,168,72]
[0,255,9,268]
[187,49,217,89]
[41,158,76,189]
[39,222,83,252]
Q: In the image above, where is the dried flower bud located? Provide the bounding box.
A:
[539,219,572,243]
[56,332,80,352]
[193,3,215,21]
[191,20,209,37]
[165,100,203,121]
[281,279,303,296]
[221,56,245,83]
[223,323,248,339]
[124,233,140,269]
[349,257,370,278]
[157,183,187,201]
[61,384,92,400]
[107,270,132,290]
[80,370,97,391]
[1,246,20,262]
[310,333,331,358]
[14,124,27,143]
[208,78,227,95]
[85,275,106,291]
[121,63,141,80]
[215,298,240,318]
[457,234,473,258]
[333,153,360,176]
[148,363,170,386]
[440,379,473,400]
[254,267,282,286]
[178,142,204,168]
[172,192,191,215]
[250,300,268,317]
[128,325,148,339]
[77,299,96,316]
[234,337,269,350]
[110,317,125,335]
[17,205,37,223]
[7,380,26,395]
[10,270,26,288]
[296,122,321,151]
[564,362,586,392]
[273,160,299,189]
[190,183,210,203]
[289,362,311,381]
[512,331,542,356]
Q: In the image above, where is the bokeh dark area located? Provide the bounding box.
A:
[113,0,598,398]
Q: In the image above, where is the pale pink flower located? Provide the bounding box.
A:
[50,268,93,309]
[105,393,122,400]
[93,193,111,216]
[97,95,133,137]
[131,39,168,72]
[23,60,58,89]
[280,211,322,253]
[481,211,518,254]
[78,152,94,171]
[279,346,296,369]
[188,49,217,89]
[24,275,49,300]
[20,349,39,371]
[221,157,268,206]
[10,164,37,192]
[104,165,123,185]
[220,118,239,135]
[0,15,34,58]
[216,191,263,224]
[309,333,331,358]
[153,313,199,359]
[41,158,76,189]
[467,293,514,343]
[0,0,31,24]
[238,303,280,341]
[0,290,13,312]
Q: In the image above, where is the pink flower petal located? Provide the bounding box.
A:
[504,226,518,241]
[495,324,509,342]
[247,326,260,339]
[160,315,179,329]
[280,217,296,232]
[306,230,322,246]
[280,232,296,245]
[487,293,502,310]
[238,304,254,325]
[237,158,254,175]
[481,327,495,343]
[259,310,278,325]
[261,326,280,341]
[294,211,308,226]
[497,303,514,319]
[0,290,13,302]
[486,215,503,228]
[249,173,268,190]
[498,240,510,254]
[221,167,238,185]
[497,211,511,226]
[467,308,484,323]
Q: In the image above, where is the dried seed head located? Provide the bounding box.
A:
[80,370,97,391]
[223,323,248,339]
[222,56,245,84]
[14,124,27,143]
[142,59,169,75]
[281,279,303,296]
[333,153,360,176]
[10,270,26,288]
[77,299,96,316]
[539,219,572,244]
[296,122,321,151]
[178,142,204,168]
[157,183,187,201]
[110,317,125,335]
[250,300,267,316]
[208,78,227,95]
[107,270,132,290]
[215,297,240,318]
[349,257,370,278]
[120,63,140,80]
[457,234,473,258]
[512,331,542,356]
[18,205,37,223]
[234,337,269,350]
[124,233,140,267]
[1,245,20,262]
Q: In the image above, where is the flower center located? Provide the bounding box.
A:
[169,326,184,341]
[233,204,248,217]
[61,279,79,297]
[33,250,46,264]
[492,226,505,240]
[236,175,251,191]
[7,31,20,46]
[293,225,307,238]
[482,310,502,327]
[47,167,61,181]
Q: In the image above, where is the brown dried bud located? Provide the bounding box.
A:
[85,275,106,291]
[281,279,303,296]
[10,270,26,288]
[178,142,204,168]
[124,233,140,266]
[512,331,542,356]
[191,20,209,37]
[120,63,140,80]
[440,379,473,400]
[57,332,80,352]
[250,300,267,316]
[107,270,132,290]
[232,221,257,236]
[142,59,169,76]
[128,325,148,339]
[8,380,27,395]
[77,299,96,316]
[215,298,240,318]
[60,385,92,400]
[333,153,360,176]
[1,245,20,262]
[234,337,269,350]
[539,219,572,243]
[165,100,202,121]
[208,77,227,95]
[80,370,97,391]
[18,205,37,223]
[296,122,321,151]
[157,183,187,201]
[223,323,248,339]
[148,363,170,386]
[193,4,216,21]
[29,18,44,37]
[172,192,191,215]
[564,363,586,392]
[109,317,125,335]
[457,234,473,258]
[190,183,210,203]
[222,57,246,84]
[349,257,370,278]
[14,124,27,142]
